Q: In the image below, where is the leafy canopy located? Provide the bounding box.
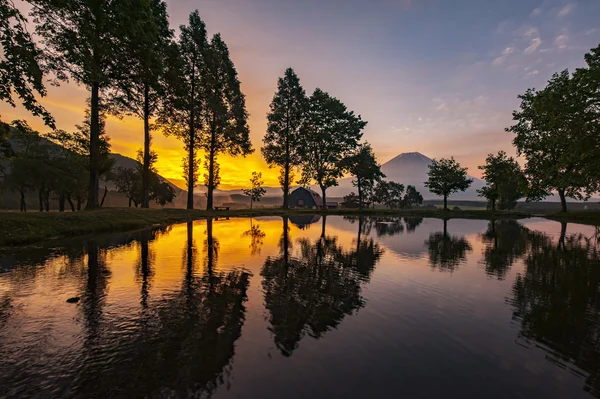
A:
[299,88,366,193]
[0,0,54,127]
[425,157,473,199]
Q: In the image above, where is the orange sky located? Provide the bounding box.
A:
[2,0,598,190]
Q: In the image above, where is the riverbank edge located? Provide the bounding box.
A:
[0,208,595,247]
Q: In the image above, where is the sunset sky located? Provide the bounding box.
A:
[2,0,599,189]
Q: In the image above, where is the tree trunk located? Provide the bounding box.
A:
[321,185,327,210]
[187,69,196,211]
[357,178,363,209]
[142,83,150,209]
[186,221,193,283]
[558,221,567,249]
[140,233,150,309]
[443,194,448,210]
[59,192,65,212]
[282,159,290,209]
[38,187,44,212]
[44,188,50,212]
[206,217,214,274]
[206,138,216,211]
[128,197,132,208]
[20,190,26,212]
[77,197,82,211]
[86,81,100,209]
[100,185,108,207]
[67,195,75,212]
[282,216,289,265]
[558,189,567,213]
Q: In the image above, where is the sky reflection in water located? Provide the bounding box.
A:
[0,216,599,399]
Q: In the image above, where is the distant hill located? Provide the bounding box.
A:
[321,152,485,200]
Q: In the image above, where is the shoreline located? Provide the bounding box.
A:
[1,207,597,248]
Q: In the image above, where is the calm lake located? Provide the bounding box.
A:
[1,216,599,398]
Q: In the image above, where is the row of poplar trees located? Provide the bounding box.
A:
[1,1,251,210]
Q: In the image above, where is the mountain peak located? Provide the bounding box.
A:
[384,152,432,166]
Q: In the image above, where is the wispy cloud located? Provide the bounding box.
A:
[524,37,542,54]
[530,7,541,17]
[554,34,569,49]
[558,3,575,17]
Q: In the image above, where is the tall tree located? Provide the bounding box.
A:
[342,142,385,209]
[200,33,253,210]
[31,0,126,208]
[299,88,366,207]
[242,171,266,209]
[262,68,308,208]
[507,70,594,212]
[159,11,208,210]
[425,157,473,210]
[108,0,172,208]
[574,44,600,189]
[477,151,527,211]
[0,0,53,127]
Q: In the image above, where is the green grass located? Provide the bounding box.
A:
[4,207,598,248]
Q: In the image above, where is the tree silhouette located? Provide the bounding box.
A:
[298,88,366,208]
[30,0,129,208]
[477,151,527,211]
[425,157,473,210]
[242,220,266,255]
[403,217,424,233]
[507,70,595,212]
[425,219,473,272]
[159,11,208,210]
[0,0,53,127]
[201,34,253,210]
[108,0,173,208]
[70,220,250,398]
[262,68,308,208]
[510,227,600,397]
[261,216,378,356]
[242,171,266,209]
[342,143,385,209]
[479,220,529,280]
[373,217,405,237]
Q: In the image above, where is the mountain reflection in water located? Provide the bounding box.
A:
[0,216,599,399]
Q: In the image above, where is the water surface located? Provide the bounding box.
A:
[1,216,599,398]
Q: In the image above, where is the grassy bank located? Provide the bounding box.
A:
[0,207,561,247]
[543,211,600,226]
[1,207,528,247]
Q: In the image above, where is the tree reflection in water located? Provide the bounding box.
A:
[425,219,472,272]
[479,220,529,280]
[242,220,266,255]
[71,218,251,398]
[261,216,383,356]
[511,224,600,397]
[404,217,424,233]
